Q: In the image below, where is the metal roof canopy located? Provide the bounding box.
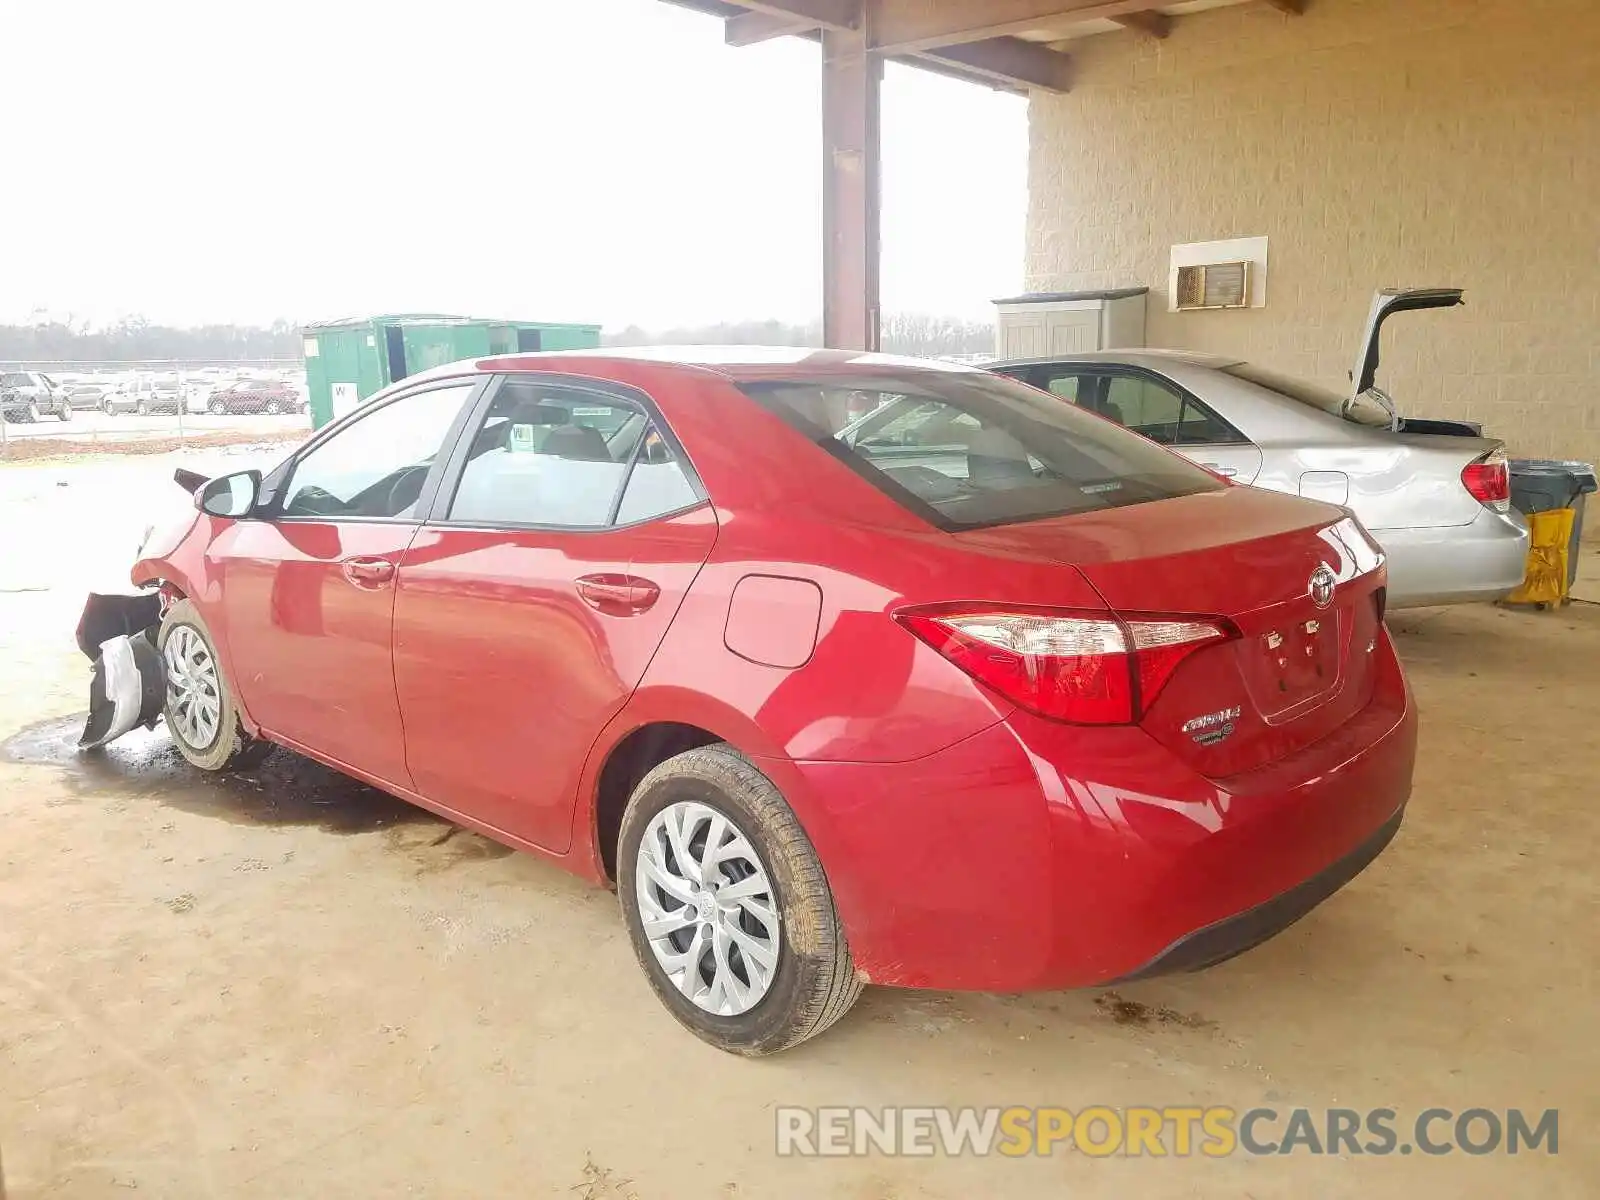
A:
[662,1,1303,352]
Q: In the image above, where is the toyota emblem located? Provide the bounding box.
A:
[1309,564,1337,609]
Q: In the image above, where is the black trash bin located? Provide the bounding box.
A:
[1509,459,1598,590]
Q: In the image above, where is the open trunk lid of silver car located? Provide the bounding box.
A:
[1347,287,1464,425]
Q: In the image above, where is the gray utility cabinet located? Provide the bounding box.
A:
[993,287,1148,359]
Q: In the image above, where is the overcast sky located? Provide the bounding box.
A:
[4,0,1027,331]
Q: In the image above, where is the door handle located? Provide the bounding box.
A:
[341,557,396,586]
[577,573,661,616]
[1200,462,1239,478]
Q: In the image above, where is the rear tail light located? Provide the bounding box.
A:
[1461,449,1510,512]
[894,604,1235,726]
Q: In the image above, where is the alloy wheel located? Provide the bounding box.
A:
[164,625,222,750]
[635,800,781,1016]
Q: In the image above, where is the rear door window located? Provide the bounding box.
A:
[1025,365,1090,403]
[1099,373,1247,447]
[444,378,701,529]
[743,369,1224,531]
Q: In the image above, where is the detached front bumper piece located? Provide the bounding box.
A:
[77,593,166,749]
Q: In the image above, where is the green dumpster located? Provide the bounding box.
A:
[301,313,602,428]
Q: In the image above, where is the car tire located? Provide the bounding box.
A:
[157,600,272,772]
[24,401,39,423]
[57,404,71,422]
[265,399,281,415]
[616,743,862,1055]
[209,400,225,415]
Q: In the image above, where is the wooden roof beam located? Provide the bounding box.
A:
[914,36,1075,92]
[723,0,859,45]
[1112,10,1172,38]
[872,0,1178,53]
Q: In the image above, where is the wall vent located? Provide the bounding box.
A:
[1175,261,1251,310]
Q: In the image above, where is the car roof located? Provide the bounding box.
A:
[465,345,983,385]
[993,348,1245,371]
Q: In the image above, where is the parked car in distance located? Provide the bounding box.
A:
[990,289,1528,608]
[0,370,71,421]
[128,348,1415,1054]
[62,381,119,411]
[107,377,186,415]
[205,379,304,415]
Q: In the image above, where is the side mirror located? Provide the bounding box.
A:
[197,470,260,519]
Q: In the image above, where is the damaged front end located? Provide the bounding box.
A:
[76,592,166,750]
[76,467,212,750]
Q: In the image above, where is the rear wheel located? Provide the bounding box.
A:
[264,398,282,415]
[157,600,272,772]
[136,400,149,415]
[617,744,862,1055]
[209,399,225,415]
[57,404,71,422]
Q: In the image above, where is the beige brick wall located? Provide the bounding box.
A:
[1026,0,1600,466]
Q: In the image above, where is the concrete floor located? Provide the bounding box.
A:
[1,454,1596,1198]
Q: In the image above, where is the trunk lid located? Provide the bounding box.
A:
[955,487,1388,774]
[1347,287,1464,426]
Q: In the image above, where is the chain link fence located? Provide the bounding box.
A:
[0,359,310,462]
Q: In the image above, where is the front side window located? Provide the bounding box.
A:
[447,378,699,528]
[744,369,1224,531]
[281,382,475,519]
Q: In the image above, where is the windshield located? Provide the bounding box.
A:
[740,369,1224,531]
[1223,361,1392,428]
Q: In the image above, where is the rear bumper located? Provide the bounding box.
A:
[773,633,1416,992]
[1378,507,1527,607]
[1111,803,1404,981]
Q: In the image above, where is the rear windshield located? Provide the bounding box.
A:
[740,369,1224,531]
[1221,362,1390,429]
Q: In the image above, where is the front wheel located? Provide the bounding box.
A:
[264,399,281,415]
[57,404,71,422]
[617,744,862,1055]
[157,600,272,772]
[208,400,225,415]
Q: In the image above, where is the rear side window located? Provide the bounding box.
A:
[446,379,700,529]
[740,369,1224,531]
[1102,375,1246,447]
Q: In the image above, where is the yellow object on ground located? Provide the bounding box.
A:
[1505,508,1576,606]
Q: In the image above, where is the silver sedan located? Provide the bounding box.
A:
[993,290,1528,608]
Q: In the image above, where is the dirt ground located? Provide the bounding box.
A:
[1,453,1596,1198]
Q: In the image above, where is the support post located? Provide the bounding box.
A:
[820,22,880,351]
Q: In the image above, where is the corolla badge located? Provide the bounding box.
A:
[1181,706,1241,746]
[1309,564,1337,609]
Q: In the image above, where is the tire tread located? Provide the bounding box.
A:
[619,742,862,1054]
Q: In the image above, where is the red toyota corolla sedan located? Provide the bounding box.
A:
[131,348,1416,1054]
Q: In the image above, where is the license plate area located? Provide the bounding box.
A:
[1238,604,1346,722]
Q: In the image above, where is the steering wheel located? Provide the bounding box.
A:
[382,465,430,516]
